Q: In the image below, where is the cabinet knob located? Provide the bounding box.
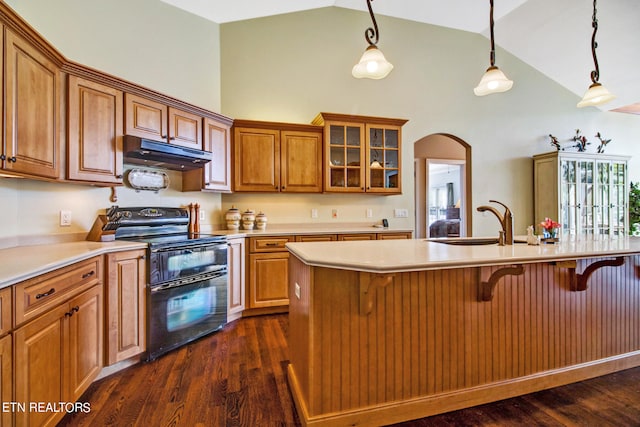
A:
[7,156,16,162]
[0,154,5,161]
[116,174,123,179]
[161,135,167,139]
[169,136,175,141]
[140,255,146,260]
[281,186,285,190]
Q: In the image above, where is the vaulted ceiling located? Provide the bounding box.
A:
[160,0,640,114]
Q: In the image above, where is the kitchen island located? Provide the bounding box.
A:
[286,237,640,426]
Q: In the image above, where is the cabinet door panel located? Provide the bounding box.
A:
[233,127,280,191]
[4,28,60,179]
[68,76,123,183]
[204,118,231,191]
[106,250,146,365]
[281,130,323,192]
[228,238,245,316]
[169,107,202,149]
[249,253,289,308]
[14,305,67,427]
[124,93,167,140]
[67,286,103,401]
[0,334,10,427]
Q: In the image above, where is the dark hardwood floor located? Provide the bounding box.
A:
[60,314,640,427]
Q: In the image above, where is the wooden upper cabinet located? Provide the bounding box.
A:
[313,113,407,194]
[232,120,323,193]
[67,75,123,184]
[168,107,202,150]
[124,93,167,141]
[280,130,323,192]
[234,126,280,192]
[124,93,203,149]
[183,117,232,192]
[3,27,60,179]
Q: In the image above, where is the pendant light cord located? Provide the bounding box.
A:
[590,0,600,83]
[489,0,496,67]
[364,0,380,47]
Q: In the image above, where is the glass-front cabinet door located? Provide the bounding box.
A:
[554,154,629,237]
[366,125,401,193]
[327,123,365,192]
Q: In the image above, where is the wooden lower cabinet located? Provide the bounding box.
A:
[14,285,103,427]
[249,252,290,309]
[247,236,293,311]
[105,250,146,365]
[0,334,11,427]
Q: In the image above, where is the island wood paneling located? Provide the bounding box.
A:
[288,255,640,426]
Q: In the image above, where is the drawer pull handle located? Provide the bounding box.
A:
[82,271,95,279]
[35,288,56,299]
[265,243,280,247]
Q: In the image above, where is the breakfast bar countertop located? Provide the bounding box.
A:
[286,236,640,273]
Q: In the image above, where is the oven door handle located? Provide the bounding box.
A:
[150,242,228,253]
[150,269,227,292]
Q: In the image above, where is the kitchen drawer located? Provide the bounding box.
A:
[337,233,376,241]
[295,234,337,242]
[0,287,11,336]
[14,256,102,326]
[249,236,294,253]
[377,232,412,240]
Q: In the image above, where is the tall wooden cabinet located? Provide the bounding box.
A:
[2,27,61,179]
[67,75,124,184]
[227,237,246,321]
[534,151,630,236]
[233,120,323,193]
[105,250,147,365]
[312,113,407,194]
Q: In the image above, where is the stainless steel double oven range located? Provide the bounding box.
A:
[106,206,228,360]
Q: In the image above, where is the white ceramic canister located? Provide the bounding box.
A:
[255,212,268,230]
[242,209,256,230]
[225,206,241,230]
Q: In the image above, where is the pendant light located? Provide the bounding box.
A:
[352,0,393,79]
[577,0,615,108]
[474,0,513,96]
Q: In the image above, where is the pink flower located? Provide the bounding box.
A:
[540,217,561,232]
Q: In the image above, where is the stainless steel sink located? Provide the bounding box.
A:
[428,237,527,246]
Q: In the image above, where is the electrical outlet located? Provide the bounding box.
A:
[332,209,338,219]
[311,209,318,218]
[295,283,301,299]
[60,210,72,226]
[199,209,206,221]
[394,208,409,218]
[366,208,373,218]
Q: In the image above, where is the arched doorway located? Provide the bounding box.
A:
[414,134,472,239]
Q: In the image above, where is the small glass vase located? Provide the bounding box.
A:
[541,228,559,243]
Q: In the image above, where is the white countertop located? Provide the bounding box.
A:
[286,236,640,273]
[0,240,147,289]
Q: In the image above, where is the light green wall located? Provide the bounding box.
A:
[220,7,640,235]
[5,0,221,111]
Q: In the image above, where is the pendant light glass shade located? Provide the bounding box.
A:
[577,82,615,108]
[352,45,393,79]
[474,66,513,96]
